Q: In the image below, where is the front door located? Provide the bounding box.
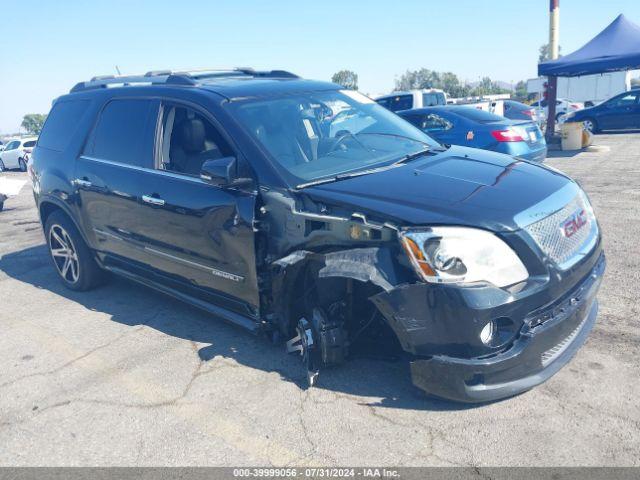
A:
[598,92,640,130]
[138,101,260,317]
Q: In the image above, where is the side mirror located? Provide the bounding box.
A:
[200,157,253,188]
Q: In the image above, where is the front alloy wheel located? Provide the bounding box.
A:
[583,118,597,133]
[49,224,80,284]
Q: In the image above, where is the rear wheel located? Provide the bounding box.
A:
[18,157,27,172]
[45,211,104,291]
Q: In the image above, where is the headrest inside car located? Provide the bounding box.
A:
[177,118,205,153]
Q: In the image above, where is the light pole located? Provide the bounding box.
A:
[546,0,560,141]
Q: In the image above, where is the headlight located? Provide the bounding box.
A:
[399,227,529,287]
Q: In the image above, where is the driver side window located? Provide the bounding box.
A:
[609,93,638,108]
[158,103,232,177]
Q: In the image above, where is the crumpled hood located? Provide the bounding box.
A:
[304,146,573,232]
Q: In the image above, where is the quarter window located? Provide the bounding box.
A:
[85,99,156,167]
[38,100,90,152]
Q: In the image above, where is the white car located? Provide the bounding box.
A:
[530,98,584,121]
[0,137,37,172]
[375,89,448,112]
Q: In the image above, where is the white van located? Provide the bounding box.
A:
[375,89,447,112]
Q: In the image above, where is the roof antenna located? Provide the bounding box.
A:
[115,65,122,75]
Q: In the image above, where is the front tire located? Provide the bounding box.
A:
[583,118,599,133]
[45,211,104,291]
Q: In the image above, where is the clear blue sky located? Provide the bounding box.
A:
[1,0,640,133]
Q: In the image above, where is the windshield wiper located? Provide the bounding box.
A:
[295,163,403,190]
[391,147,432,165]
[295,176,341,189]
[355,132,432,146]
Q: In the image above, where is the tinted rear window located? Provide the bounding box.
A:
[23,140,36,147]
[450,107,505,123]
[37,100,91,152]
[85,99,155,167]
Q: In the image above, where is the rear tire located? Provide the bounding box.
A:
[18,158,27,172]
[45,210,105,291]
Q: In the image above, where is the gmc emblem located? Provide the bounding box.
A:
[561,209,588,238]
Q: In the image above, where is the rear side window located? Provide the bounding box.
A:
[23,140,36,148]
[85,99,156,167]
[37,100,90,152]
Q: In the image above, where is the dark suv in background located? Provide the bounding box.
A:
[31,68,605,402]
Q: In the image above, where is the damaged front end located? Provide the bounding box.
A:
[257,183,605,403]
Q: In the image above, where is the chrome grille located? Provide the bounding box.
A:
[524,192,598,268]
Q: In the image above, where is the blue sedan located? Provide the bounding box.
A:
[398,106,547,162]
[565,90,640,133]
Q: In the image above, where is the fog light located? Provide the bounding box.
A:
[480,321,495,345]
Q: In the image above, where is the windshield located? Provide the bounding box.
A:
[227,89,440,186]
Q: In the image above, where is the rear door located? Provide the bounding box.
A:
[75,97,160,267]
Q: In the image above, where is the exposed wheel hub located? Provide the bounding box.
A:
[286,305,347,387]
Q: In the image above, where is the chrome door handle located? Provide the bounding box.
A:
[75,179,92,188]
[142,195,165,206]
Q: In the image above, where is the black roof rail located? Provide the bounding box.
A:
[70,68,300,93]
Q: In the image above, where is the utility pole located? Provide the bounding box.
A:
[549,0,560,60]
[546,0,560,141]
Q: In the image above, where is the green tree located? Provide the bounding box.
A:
[514,80,528,102]
[539,43,562,63]
[21,114,47,135]
[331,70,358,90]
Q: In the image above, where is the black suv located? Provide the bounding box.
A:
[31,69,605,402]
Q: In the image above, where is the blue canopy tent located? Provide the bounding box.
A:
[538,14,640,139]
[539,14,640,77]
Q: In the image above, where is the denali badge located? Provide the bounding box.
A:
[561,209,588,238]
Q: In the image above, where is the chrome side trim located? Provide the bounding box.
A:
[93,227,244,283]
[79,156,208,185]
[93,228,124,241]
[144,246,244,282]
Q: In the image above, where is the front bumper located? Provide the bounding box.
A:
[372,252,605,403]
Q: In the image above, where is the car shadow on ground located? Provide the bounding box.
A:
[0,244,497,412]
[546,149,584,159]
